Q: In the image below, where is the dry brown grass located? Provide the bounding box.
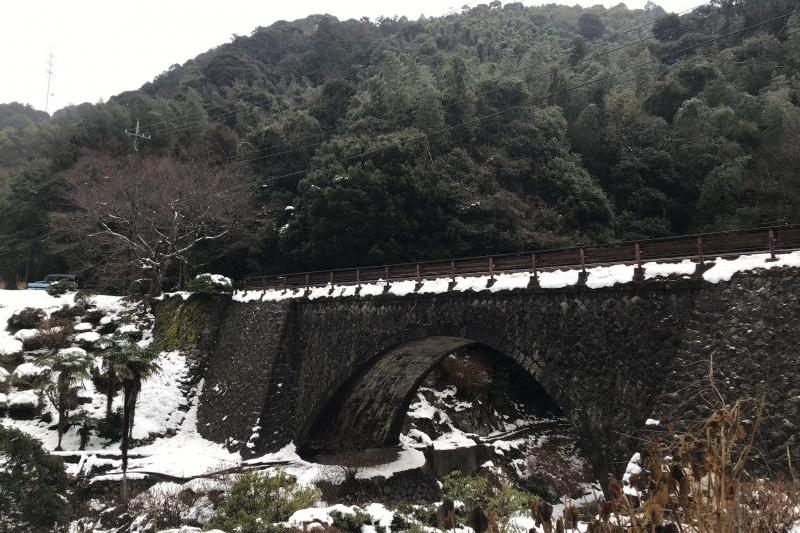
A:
[535,360,800,532]
[440,352,493,394]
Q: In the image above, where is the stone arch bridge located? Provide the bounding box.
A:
[155,267,800,480]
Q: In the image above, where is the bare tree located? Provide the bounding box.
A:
[52,155,254,296]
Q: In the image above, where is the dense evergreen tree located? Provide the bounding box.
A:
[0,0,798,288]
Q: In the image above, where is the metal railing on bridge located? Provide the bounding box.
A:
[240,225,800,291]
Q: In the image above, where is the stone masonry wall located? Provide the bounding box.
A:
[180,267,800,481]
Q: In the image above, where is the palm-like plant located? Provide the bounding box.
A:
[105,346,161,505]
[41,350,92,451]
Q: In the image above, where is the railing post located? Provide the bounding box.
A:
[633,242,645,282]
[330,271,335,286]
[579,248,586,273]
[488,256,494,281]
[356,269,361,288]
[305,274,310,291]
[385,266,390,286]
[697,237,704,266]
[281,276,286,291]
[769,229,776,261]
[450,260,456,283]
[416,264,421,283]
[530,254,537,280]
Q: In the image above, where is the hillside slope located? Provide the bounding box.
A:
[0,0,798,290]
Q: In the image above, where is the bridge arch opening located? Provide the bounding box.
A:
[297,336,564,458]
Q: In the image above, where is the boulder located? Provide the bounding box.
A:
[10,362,49,388]
[8,390,40,419]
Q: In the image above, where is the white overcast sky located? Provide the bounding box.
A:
[0,0,707,113]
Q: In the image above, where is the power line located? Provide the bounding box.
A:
[239,8,799,186]
[125,119,152,153]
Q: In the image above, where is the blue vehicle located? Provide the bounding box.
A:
[28,274,78,291]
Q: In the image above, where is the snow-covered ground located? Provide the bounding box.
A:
[0,289,431,487]
[232,251,800,303]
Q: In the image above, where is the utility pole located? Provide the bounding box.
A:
[45,50,54,114]
[125,119,151,153]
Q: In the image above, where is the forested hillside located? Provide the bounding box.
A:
[1,0,799,291]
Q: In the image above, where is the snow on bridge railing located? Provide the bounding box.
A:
[239,224,800,291]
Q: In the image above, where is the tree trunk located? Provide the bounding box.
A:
[148,257,171,298]
[56,406,65,451]
[105,370,115,421]
[120,383,132,507]
[127,379,141,441]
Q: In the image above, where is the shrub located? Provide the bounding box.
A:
[487,484,531,533]
[186,273,233,294]
[390,512,410,531]
[96,410,124,441]
[441,471,531,532]
[330,509,372,532]
[6,308,45,333]
[7,394,40,419]
[0,425,71,531]
[83,309,106,326]
[207,470,320,533]
[130,483,183,530]
[50,304,85,321]
[406,504,437,527]
[73,290,95,308]
[441,470,492,508]
[21,328,71,351]
[46,279,77,296]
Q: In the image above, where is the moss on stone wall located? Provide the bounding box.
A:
[152,297,205,352]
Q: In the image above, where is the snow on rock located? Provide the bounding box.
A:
[704,251,800,283]
[432,431,478,451]
[643,259,696,279]
[193,273,233,290]
[538,268,581,289]
[75,331,101,343]
[0,367,9,385]
[0,392,7,410]
[8,390,38,407]
[0,336,23,356]
[407,393,437,420]
[57,346,88,358]
[13,328,39,341]
[118,323,139,334]
[359,446,427,479]
[153,526,225,533]
[363,503,395,528]
[585,264,635,289]
[288,504,357,526]
[74,322,94,332]
[11,362,48,381]
[405,428,433,446]
[645,418,660,426]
